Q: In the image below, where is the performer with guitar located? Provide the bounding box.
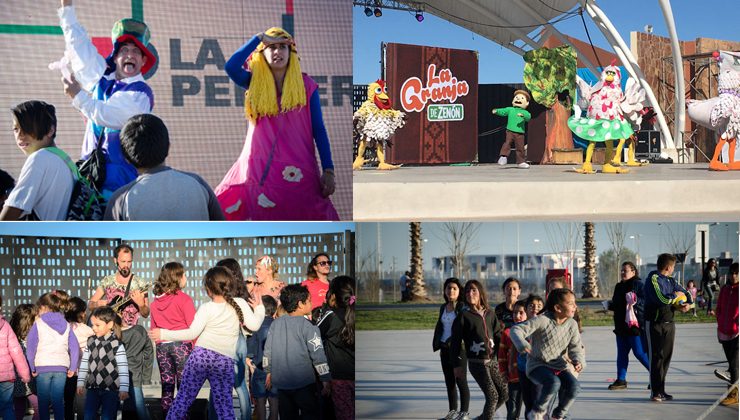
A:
[89,244,150,326]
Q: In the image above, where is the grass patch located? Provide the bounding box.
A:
[358,306,717,330]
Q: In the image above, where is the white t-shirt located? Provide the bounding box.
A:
[5,148,74,220]
[440,309,457,342]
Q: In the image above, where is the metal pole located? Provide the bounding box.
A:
[517,222,521,279]
[658,0,686,146]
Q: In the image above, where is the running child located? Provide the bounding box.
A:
[1,295,32,420]
[77,306,129,420]
[150,262,196,418]
[499,301,527,420]
[451,280,507,420]
[149,266,265,420]
[432,278,470,420]
[317,276,356,420]
[510,289,585,420]
[26,291,80,420]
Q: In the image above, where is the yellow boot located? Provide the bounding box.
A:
[603,138,629,174]
[625,136,647,166]
[575,143,597,174]
[720,385,738,406]
[377,144,400,170]
[352,141,367,170]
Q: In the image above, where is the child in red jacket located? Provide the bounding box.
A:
[499,301,527,420]
[717,262,738,406]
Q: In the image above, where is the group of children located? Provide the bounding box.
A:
[432,253,738,420]
[0,259,356,420]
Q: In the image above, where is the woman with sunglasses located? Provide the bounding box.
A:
[302,253,333,319]
[253,256,286,303]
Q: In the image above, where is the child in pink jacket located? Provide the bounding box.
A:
[0,295,32,420]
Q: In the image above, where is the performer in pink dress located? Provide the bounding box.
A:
[216,27,338,220]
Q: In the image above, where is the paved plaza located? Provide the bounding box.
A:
[357,323,738,419]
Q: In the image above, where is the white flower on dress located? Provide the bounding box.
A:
[282,166,303,183]
[257,193,276,208]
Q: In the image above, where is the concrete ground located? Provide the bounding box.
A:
[357,323,738,419]
[353,163,740,221]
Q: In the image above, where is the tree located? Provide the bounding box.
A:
[357,249,382,302]
[544,222,582,292]
[408,222,429,301]
[523,46,577,164]
[435,222,481,279]
[582,222,599,298]
[663,224,695,285]
[599,247,637,297]
[605,222,628,289]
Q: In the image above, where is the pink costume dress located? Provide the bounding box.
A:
[215,74,339,221]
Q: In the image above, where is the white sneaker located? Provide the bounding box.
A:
[440,410,458,420]
[498,156,508,165]
[455,411,471,420]
[715,369,732,383]
[518,162,530,169]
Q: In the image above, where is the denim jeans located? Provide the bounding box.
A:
[528,367,580,419]
[85,388,120,420]
[37,371,67,420]
[123,386,150,420]
[616,334,650,381]
[0,381,15,420]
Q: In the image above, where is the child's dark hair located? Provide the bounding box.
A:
[525,294,544,308]
[262,295,277,317]
[154,261,185,295]
[622,261,638,276]
[686,279,696,288]
[65,297,87,323]
[204,266,247,332]
[657,253,677,271]
[328,276,355,347]
[216,258,249,300]
[10,304,37,341]
[306,253,331,280]
[280,284,310,313]
[120,114,170,169]
[38,290,70,313]
[464,280,490,311]
[91,307,123,340]
[12,100,57,141]
[513,300,527,313]
[544,288,574,314]
[502,277,521,291]
[443,277,463,304]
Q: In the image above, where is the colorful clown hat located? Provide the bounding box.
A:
[106,18,156,76]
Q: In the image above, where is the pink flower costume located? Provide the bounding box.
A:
[216,33,338,220]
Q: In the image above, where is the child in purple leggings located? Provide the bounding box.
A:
[150,266,265,420]
[150,262,196,417]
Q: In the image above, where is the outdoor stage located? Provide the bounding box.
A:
[353,163,740,221]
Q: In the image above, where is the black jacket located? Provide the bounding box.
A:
[432,302,465,352]
[317,308,354,380]
[610,276,645,336]
[450,307,503,368]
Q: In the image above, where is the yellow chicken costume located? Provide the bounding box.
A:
[353,80,406,170]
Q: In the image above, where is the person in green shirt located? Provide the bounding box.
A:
[492,90,532,169]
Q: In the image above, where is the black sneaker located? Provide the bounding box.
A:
[608,379,628,390]
[661,393,674,401]
[650,395,664,402]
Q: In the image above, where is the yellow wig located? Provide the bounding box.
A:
[245,27,306,123]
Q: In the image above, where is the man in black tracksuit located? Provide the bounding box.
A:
[643,253,692,402]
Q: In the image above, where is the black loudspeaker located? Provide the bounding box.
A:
[636,130,661,158]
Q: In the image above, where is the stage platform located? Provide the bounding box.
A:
[353,163,740,221]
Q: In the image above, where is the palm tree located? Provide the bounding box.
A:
[409,222,429,301]
[582,222,600,298]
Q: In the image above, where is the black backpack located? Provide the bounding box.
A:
[47,147,106,220]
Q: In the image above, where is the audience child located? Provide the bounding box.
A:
[518,295,544,417]
[499,301,527,420]
[686,280,698,317]
[1,295,32,420]
[150,262,196,418]
[643,253,692,402]
[10,304,37,420]
[317,276,356,420]
[432,278,470,420]
[149,266,265,420]
[717,263,738,406]
[248,296,279,420]
[495,277,522,328]
[77,307,129,419]
[510,289,585,420]
[264,284,332,419]
[26,291,80,420]
[64,297,94,420]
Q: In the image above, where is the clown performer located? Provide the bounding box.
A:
[215,28,338,221]
[687,51,740,171]
[492,90,532,169]
[57,0,155,198]
[568,60,645,174]
[352,80,406,170]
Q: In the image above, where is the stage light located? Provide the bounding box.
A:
[364,6,373,17]
[415,11,424,22]
[374,7,382,17]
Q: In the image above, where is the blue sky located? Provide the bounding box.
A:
[354,1,740,84]
[0,222,355,240]
[357,222,739,271]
